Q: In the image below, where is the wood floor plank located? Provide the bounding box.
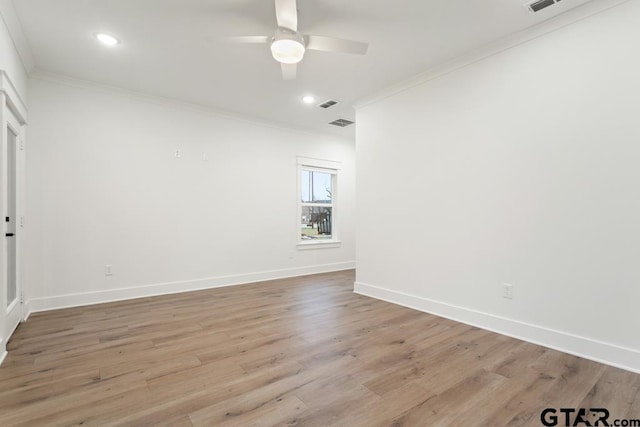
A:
[0,372,149,425]
[482,351,605,426]
[189,394,308,427]
[627,389,640,418]
[100,353,202,381]
[578,366,640,418]
[0,270,638,426]
[113,361,306,426]
[288,385,378,426]
[391,369,508,426]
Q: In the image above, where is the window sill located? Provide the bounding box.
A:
[297,240,342,250]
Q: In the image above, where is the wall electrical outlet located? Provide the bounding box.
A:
[105,265,113,276]
[503,283,514,299]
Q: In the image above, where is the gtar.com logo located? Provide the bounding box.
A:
[541,408,640,427]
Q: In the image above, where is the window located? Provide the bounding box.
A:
[297,157,340,247]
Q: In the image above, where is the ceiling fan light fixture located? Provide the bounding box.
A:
[228,0,368,79]
[271,38,305,64]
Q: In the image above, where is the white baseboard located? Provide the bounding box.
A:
[28,262,355,313]
[0,350,7,366]
[354,281,640,374]
[22,300,32,322]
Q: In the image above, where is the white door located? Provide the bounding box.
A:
[4,109,21,340]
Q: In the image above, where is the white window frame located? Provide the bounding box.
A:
[296,157,341,249]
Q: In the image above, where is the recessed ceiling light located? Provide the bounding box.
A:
[302,95,316,105]
[95,33,120,47]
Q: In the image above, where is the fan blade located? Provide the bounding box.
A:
[226,36,271,44]
[281,63,297,80]
[275,0,298,32]
[306,35,368,55]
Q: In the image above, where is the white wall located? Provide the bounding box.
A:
[355,0,640,372]
[26,77,355,310]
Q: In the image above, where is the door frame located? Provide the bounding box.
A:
[4,107,22,341]
[0,71,28,364]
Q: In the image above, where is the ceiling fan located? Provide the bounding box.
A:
[229,0,369,80]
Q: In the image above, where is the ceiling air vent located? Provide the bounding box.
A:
[319,100,338,109]
[528,0,559,13]
[329,119,355,127]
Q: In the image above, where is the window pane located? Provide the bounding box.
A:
[300,206,332,240]
[301,170,311,203]
[301,170,332,204]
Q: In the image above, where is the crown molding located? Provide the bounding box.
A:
[354,0,632,110]
[0,0,35,74]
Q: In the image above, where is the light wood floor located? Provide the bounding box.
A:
[1,270,639,426]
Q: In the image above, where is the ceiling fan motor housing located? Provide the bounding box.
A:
[271,27,306,64]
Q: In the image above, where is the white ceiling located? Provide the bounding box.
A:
[11,0,595,137]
